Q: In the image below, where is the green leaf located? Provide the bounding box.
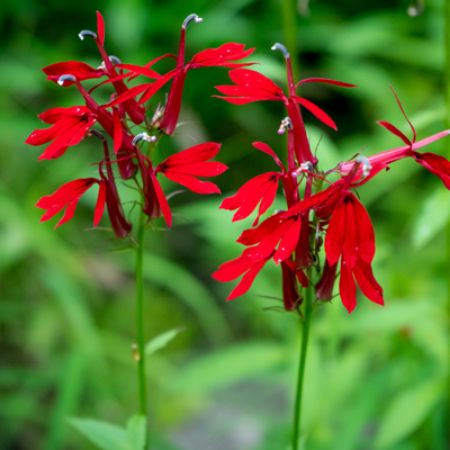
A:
[145,328,183,357]
[374,381,442,449]
[170,341,285,393]
[126,415,146,450]
[69,418,127,450]
[412,188,450,248]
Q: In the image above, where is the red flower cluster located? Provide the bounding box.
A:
[27,12,253,237]
[213,43,450,313]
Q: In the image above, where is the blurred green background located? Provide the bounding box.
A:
[1,0,448,449]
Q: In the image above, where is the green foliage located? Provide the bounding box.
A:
[0,0,448,449]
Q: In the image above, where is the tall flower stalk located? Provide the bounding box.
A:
[213,43,450,448]
[27,10,253,437]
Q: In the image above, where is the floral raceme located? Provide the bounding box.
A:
[212,43,450,313]
[26,12,253,237]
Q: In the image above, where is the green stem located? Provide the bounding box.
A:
[292,282,314,450]
[282,0,300,79]
[445,0,450,324]
[135,210,148,417]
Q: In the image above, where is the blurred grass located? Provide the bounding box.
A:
[0,0,448,449]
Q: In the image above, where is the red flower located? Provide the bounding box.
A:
[220,141,285,224]
[141,142,228,228]
[324,193,383,313]
[212,214,302,301]
[109,14,254,135]
[26,106,96,160]
[215,69,351,131]
[36,178,104,227]
[157,142,227,194]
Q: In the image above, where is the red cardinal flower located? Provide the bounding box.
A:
[215,68,352,131]
[212,214,302,302]
[26,106,96,160]
[157,142,227,194]
[220,142,285,224]
[324,193,383,313]
[36,178,104,227]
[141,142,227,228]
[109,14,254,135]
[158,14,254,135]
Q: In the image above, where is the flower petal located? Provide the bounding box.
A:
[295,96,337,130]
[353,259,384,306]
[339,261,357,313]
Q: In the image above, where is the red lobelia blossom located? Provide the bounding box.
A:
[220,141,285,225]
[26,106,97,160]
[36,178,104,227]
[213,43,450,313]
[324,193,383,313]
[108,14,254,135]
[28,11,246,239]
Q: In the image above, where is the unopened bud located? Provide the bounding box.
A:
[78,29,98,41]
[57,74,77,86]
[277,117,293,135]
[271,42,290,59]
[131,343,140,362]
[356,155,372,177]
[132,132,157,146]
[182,13,203,29]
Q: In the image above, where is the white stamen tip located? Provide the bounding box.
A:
[356,155,372,177]
[271,42,290,59]
[277,117,293,135]
[109,55,122,64]
[57,74,77,86]
[182,13,203,29]
[78,29,97,41]
[132,133,157,146]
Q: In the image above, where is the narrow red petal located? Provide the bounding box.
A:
[295,96,337,130]
[354,259,384,306]
[297,77,356,88]
[151,172,172,227]
[252,141,285,170]
[96,11,105,46]
[113,109,123,154]
[351,195,375,263]
[339,261,357,313]
[161,142,221,167]
[324,197,346,266]
[226,260,267,300]
[93,181,106,226]
[377,120,411,146]
[162,171,221,194]
[414,152,450,189]
[273,217,301,263]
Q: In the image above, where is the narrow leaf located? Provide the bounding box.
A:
[69,418,127,450]
[145,328,183,356]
